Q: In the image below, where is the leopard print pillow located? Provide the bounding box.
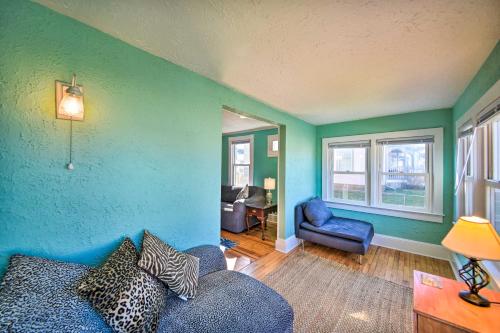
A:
[138,230,199,300]
[77,238,166,333]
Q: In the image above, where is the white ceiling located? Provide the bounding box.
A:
[222,110,274,134]
[37,0,500,125]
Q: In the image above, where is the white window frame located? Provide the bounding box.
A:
[376,139,433,213]
[267,134,279,157]
[460,132,476,216]
[327,142,370,205]
[228,135,254,186]
[454,80,500,290]
[322,128,444,223]
[485,116,500,231]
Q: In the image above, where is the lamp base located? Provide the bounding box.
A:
[458,258,491,307]
[459,290,490,307]
[266,191,273,205]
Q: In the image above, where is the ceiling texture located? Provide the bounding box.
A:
[222,110,275,134]
[37,0,500,125]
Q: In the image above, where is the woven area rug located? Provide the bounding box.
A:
[262,252,413,333]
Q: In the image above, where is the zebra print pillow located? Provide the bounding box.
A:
[235,185,249,201]
[138,231,199,300]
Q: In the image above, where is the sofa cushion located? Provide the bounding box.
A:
[138,230,199,300]
[77,238,167,333]
[0,255,112,332]
[303,197,333,227]
[183,245,227,278]
[158,270,293,333]
[221,185,241,203]
[301,217,374,243]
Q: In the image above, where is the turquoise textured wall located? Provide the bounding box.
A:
[452,42,500,122]
[221,128,278,198]
[316,109,454,244]
[0,1,316,274]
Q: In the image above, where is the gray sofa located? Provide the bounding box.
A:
[0,245,293,332]
[295,198,374,261]
[221,185,266,233]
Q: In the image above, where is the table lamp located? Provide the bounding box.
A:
[441,216,500,307]
[264,177,276,205]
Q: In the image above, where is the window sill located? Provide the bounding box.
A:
[324,201,444,223]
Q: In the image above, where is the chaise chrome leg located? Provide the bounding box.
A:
[358,254,362,265]
[301,239,305,252]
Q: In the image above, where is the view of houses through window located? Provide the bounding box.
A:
[323,128,442,221]
[379,143,428,209]
[332,146,368,203]
[330,141,430,209]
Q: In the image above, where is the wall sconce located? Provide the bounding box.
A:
[55,74,84,170]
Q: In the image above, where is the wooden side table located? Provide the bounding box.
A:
[413,270,500,333]
[245,203,277,240]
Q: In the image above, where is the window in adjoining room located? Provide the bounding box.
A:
[229,135,254,187]
[267,134,279,157]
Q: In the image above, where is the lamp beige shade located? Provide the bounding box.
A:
[442,216,500,260]
[264,177,276,190]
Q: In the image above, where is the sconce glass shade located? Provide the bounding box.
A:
[59,90,84,117]
[56,74,84,121]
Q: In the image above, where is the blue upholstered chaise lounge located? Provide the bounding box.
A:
[0,245,293,332]
[295,198,374,263]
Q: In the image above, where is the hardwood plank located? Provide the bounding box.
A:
[222,228,455,288]
[227,242,455,288]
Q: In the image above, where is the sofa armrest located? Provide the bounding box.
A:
[232,200,247,214]
[185,245,227,277]
[295,202,307,238]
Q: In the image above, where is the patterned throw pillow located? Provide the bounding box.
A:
[138,230,199,300]
[235,184,249,201]
[77,238,166,333]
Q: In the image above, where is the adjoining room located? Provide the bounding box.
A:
[220,107,280,270]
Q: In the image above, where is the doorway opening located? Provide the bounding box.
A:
[220,106,282,271]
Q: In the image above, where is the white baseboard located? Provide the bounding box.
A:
[371,233,452,261]
[275,235,300,253]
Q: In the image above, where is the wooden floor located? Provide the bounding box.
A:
[221,221,277,271]
[222,229,455,288]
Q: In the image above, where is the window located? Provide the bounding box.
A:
[229,135,253,187]
[455,100,499,227]
[465,134,473,177]
[377,137,433,211]
[454,94,500,286]
[267,134,279,157]
[327,141,369,204]
[486,116,500,234]
[322,128,444,223]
